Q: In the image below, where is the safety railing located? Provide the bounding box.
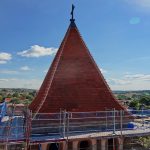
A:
[31,109,150,141]
[1,109,150,144]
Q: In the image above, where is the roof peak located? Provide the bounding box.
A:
[29,5,126,114]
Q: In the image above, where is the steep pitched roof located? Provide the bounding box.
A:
[29,20,125,113]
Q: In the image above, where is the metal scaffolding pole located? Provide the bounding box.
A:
[113,108,116,135]
[120,110,123,137]
[63,110,66,137]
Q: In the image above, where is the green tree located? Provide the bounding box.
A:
[7,93,12,98]
[138,137,150,148]
[29,91,36,97]
[117,94,128,100]
[139,96,150,106]
[23,99,32,105]
[11,98,20,104]
[13,92,19,98]
[129,100,140,109]
[0,95,3,103]
[26,94,34,101]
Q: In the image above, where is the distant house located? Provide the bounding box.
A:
[4,98,11,103]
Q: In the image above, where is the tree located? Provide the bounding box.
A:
[11,98,20,104]
[117,94,128,100]
[138,137,150,148]
[23,99,32,105]
[26,94,34,101]
[139,96,150,106]
[13,92,19,98]
[29,91,36,97]
[0,95,3,103]
[7,93,12,98]
[129,100,140,109]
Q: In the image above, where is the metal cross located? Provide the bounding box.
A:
[71,4,75,20]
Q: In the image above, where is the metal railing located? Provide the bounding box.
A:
[31,109,150,141]
[0,109,150,144]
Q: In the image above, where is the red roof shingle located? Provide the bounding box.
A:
[29,20,125,113]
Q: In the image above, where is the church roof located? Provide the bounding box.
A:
[29,13,125,113]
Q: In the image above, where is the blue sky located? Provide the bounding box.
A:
[0,0,150,90]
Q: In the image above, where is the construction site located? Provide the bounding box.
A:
[0,104,150,150]
[0,5,150,150]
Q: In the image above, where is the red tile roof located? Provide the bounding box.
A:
[29,20,125,113]
[5,98,11,102]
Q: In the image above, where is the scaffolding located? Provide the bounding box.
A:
[0,108,150,149]
[29,109,150,148]
[0,104,30,150]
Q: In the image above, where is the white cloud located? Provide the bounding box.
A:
[124,74,150,81]
[0,78,42,89]
[0,67,32,74]
[17,45,58,57]
[0,79,9,82]
[108,78,131,85]
[20,66,31,71]
[0,70,18,74]
[107,73,150,90]
[0,78,17,82]
[0,52,11,60]
[100,68,107,74]
[0,52,12,64]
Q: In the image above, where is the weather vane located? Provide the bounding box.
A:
[71,4,75,20]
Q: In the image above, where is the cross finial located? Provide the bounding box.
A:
[70,4,76,27]
[70,4,75,20]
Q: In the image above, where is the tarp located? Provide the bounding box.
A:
[0,102,7,122]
